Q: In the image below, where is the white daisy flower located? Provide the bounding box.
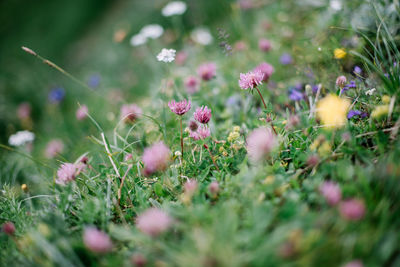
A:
[190,27,213,45]
[140,24,164,39]
[157,48,176,63]
[8,130,35,146]
[365,88,376,96]
[161,1,187,17]
[130,33,147,46]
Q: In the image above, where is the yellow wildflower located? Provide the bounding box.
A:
[263,175,275,185]
[227,131,240,142]
[371,104,389,119]
[382,95,391,104]
[21,183,28,192]
[233,126,241,132]
[318,141,331,157]
[317,94,350,128]
[334,48,346,59]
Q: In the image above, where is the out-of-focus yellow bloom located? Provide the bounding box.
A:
[371,104,389,119]
[318,141,331,157]
[21,184,28,192]
[38,223,50,237]
[310,139,321,151]
[317,94,350,128]
[334,48,346,59]
[263,175,275,185]
[227,131,240,142]
[233,126,241,132]
[275,183,290,196]
[382,95,391,104]
[232,143,241,151]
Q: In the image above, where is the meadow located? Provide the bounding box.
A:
[1,0,400,266]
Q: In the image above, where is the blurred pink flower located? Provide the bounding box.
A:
[2,221,15,236]
[343,260,363,267]
[238,0,254,10]
[254,62,274,82]
[142,142,170,175]
[175,51,188,66]
[56,163,77,185]
[209,181,219,195]
[336,76,347,88]
[131,253,147,267]
[319,181,341,206]
[239,70,263,90]
[136,208,172,236]
[234,40,247,51]
[184,76,199,94]
[45,139,64,158]
[246,127,277,163]
[17,102,31,120]
[190,125,210,140]
[76,105,88,120]
[339,199,366,221]
[197,62,216,81]
[259,38,272,52]
[83,227,113,253]
[120,104,142,123]
[168,99,191,115]
[184,179,198,196]
[194,106,212,124]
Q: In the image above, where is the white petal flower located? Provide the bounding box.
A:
[162,1,187,17]
[8,130,35,146]
[365,88,376,96]
[157,48,176,63]
[191,27,213,45]
[130,33,147,46]
[141,24,164,39]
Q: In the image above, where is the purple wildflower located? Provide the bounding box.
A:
[347,110,368,119]
[194,106,212,124]
[83,227,113,253]
[197,62,216,81]
[238,70,263,90]
[319,181,341,206]
[136,208,172,236]
[254,62,274,82]
[87,74,101,89]
[168,99,191,116]
[289,89,303,101]
[48,87,65,103]
[280,53,293,65]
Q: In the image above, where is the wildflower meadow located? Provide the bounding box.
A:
[1,0,400,266]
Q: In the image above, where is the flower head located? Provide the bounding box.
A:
[319,181,341,206]
[209,181,219,195]
[161,1,187,16]
[289,89,303,101]
[334,48,347,59]
[45,139,64,158]
[343,260,363,267]
[280,53,293,65]
[2,222,15,236]
[347,110,368,119]
[136,208,172,236]
[184,179,198,196]
[87,74,101,88]
[197,62,216,81]
[194,106,212,124]
[8,130,35,146]
[120,104,142,123]
[336,76,347,88]
[17,102,31,120]
[48,87,65,103]
[191,27,213,45]
[142,142,171,175]
[83,227,113,253]
[175,51,188,65]
[258,38,271,52]
[371,105,389,119]
[339,199,366,221]
[141,24,164,39]
[56,163,78,185]
[168,99,191,115]
[189,125,210,140]
[316,95,350,128]
[246,127,277,163]
[184,76,199,94]
[76,105,88,120]
[254,62,274,82]
[157,48,176,63]
[342,80,356,92]
[239,70,263,90]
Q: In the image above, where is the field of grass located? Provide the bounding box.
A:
[1,0,400,266]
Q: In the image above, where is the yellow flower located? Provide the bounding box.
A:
[334,48,346,59]
[317,94,350,128]
[382,95,391,104]
[371,105,389,119]
[21,184,28,192]
[227,131,240,142]
[318,141,331,157]
[263,175,275,185]
[233,126,241,132]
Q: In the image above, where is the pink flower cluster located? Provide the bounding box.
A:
[197,62,216,81]
[184,179,198,196]
[254,62,274,82]
[319,181,342,206]
[259,38,272,52]
[56,161,86,185]
[339,199,366,221]
[184,76,199,94]
[45,139,64,158]
[120,104,142,123]
[246,127,277,163]
[194,106,212,124]
[190,124,210,140]
[83,227,113,253]
[136,207,172,236]
[168,99,191,115]
[76,105,88,120]
[239,70,264,90]
[142,141,170,175]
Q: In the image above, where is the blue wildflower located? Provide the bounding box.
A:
[87,74,101,89]
[289,89,303,101]
[347,110,368,119]
[342,80,356,93]
[280,53,293,65]
[48,87,65,103]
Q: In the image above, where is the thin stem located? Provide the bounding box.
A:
[118,164,133,206]
[256,87,267,109]
[204,144,220,172]
[180,117,184,157]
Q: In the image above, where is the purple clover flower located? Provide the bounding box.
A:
[289,88,303,101]
[48,87,65,103]
[342,80,356,93]
[347,110,368,119]
[280,53,293,65]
